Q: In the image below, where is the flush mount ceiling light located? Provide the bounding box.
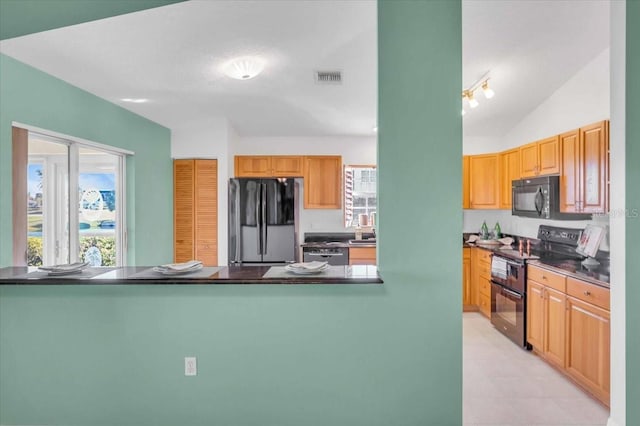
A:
[222,56,266,80]
[462,72,495,116]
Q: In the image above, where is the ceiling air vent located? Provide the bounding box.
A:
[315,70,342,84]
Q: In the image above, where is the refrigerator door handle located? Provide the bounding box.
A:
[256,182,262,255]
[233,181,241,262]
[262,183,268,255]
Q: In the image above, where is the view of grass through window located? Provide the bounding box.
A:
[27,142,119,267]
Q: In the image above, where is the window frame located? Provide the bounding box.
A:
[12,122,132,266]
[343,164,377,228]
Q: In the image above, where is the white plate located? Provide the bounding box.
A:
[285,264,330,275]
[152,264,203,275]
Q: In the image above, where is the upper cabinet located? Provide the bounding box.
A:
[304,156,342,209]
[520,136,560,177]
[469,154,499,209]
[235,155,304,177]
[462,156,470,209]
[560,120,609,214]
[499,149,519,210]
[234,155,342,209]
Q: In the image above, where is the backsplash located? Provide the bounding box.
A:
[463,209,610,252]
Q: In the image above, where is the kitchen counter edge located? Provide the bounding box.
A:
[0,266,383,285]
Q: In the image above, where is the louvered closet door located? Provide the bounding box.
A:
[194,160,218,266]
[174,160,195,262]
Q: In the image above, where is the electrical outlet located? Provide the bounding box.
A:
[185,357,197,376]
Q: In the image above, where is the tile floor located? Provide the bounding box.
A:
[463,312,609,426]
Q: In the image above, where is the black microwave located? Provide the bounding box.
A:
[512,175,592,220]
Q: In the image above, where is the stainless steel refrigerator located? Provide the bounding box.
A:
[228,178,298,265]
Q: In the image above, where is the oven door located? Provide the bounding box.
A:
[491,281,526,347]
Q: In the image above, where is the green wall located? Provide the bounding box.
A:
[0,1,463,425]
[0,54,173,266]
[627,1,639,424]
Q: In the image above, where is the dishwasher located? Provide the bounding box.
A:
[302,246,349,265]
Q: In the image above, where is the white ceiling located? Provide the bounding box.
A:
[0,0,610,139]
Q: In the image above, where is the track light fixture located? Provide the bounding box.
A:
[462,73,495,116]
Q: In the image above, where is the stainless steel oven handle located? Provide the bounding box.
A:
[306,253,344,256]
[502,287,523,300]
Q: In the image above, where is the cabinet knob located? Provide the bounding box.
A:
[584,291,591,296]
[541,275,547,280]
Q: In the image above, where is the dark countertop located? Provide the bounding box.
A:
[302,242,377,248]
[0,265,383,285]
[463,236,609,287]
[527,260,610,289]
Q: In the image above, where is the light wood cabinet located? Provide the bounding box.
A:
[543,287,567,368]
[527,265,567,369]
[462,156,470,209]
[174,159,218,266]
[499,148,519,209]
[560,120,609,214]
[462,248,473,310]
[520,136,560,177]
[235,155,304,177]
[349,246,376,265]
[566,296,610,405]
[527,264,610,406]
[469,154,499,209]
[471,247,491,318]
[304,156,342,209]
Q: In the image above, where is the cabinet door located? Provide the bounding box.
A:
[194,160,218,266]
[499,149,519,209]
[538,136,560,175]
[519,142,539,177]
[304,156,342,209]
[235,156,271,177]
[462,250,472,308]
[174,160,195,263]
[544,287,566,368]
[560,130,580,213]
[566,297,610,405]
[349,247,376,265]
[462,156,470,209]
[527,280,544,350]
[469,154,499,209]
[272,156,304,177]
[580,121,608,213]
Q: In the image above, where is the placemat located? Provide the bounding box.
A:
[127,267,222,279]
[262,265,348,279]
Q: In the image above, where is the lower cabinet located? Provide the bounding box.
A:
[462,248,473,310]
[566,296,610,405]
[349,246,376,265]
[526,264,610,406]
[469,247,491,317]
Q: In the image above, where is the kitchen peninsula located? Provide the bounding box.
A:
[0,265,383,285]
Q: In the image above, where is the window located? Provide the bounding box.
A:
[344,165,377,227]
[15,126,129,267]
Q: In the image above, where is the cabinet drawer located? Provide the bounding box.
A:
[479,277,491,297]
[567,277,609,310]
[528,264,566,292]
[477,249,492,264]
[477,263,491,280]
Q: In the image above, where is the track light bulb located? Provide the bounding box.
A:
[482,80,495,99]
[468,91,479,108]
